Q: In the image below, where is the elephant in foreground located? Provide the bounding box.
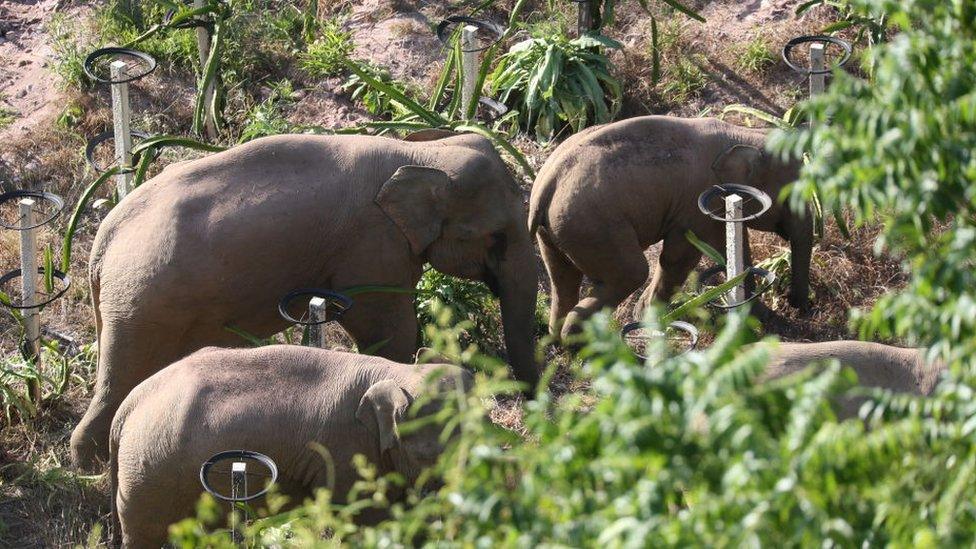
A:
[72,133,538,470]
[110,345,470,547]
[528,116,811,340]
[761,340,945,418]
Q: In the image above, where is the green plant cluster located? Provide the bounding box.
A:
[415,269,503,353]
[490,33,623,142]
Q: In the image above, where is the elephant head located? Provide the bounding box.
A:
[374,145,540,388]
[356,379,447,483]
[712,142,811,308]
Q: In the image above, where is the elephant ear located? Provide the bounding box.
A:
[375,165,452,255]
[711,144,764,184]
[356,379,413,453]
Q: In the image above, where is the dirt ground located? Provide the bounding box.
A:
[0,0,906,546]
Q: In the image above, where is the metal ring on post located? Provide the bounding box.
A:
[85,130,156,174]
[696,265,776,310]
[278,289,353,325]
[199,450,278,502]
[782,35,852,75]
[435,16,505,52]
[478,96,509,121]
[0,268,71,309]
[698,184,772,222]
[0,191,65,230]
[621,320,699,360]
[83,47,158,84]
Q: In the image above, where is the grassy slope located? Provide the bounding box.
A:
[0,0,904,545]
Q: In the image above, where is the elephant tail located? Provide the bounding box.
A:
[109,423,121,546]
[109,396,135,547]
[528,174,557,237]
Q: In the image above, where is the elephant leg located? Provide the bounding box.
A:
[339,293,418,362]
[637,230,708,314]
[71,318,199,470]
[537,229,583,337]
[561,233,648,341]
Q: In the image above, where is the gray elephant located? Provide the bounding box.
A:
[761,340,945,418]
[72,132,539,470]
[529,116,811,340]
[110,345,470,547]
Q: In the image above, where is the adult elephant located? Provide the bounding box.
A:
[71,132,539,470]
[528,116,812,341]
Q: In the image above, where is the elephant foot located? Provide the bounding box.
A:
[70,414,111,472]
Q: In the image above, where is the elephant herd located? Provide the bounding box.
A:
[63,115,945,546]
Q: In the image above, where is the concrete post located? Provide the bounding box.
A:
[307,296,327,348]
[725,194,745,308]
[18,199,41,404]
[110,61,134,199]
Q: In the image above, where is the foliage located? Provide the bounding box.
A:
[797,0,889,47]
[577,0,704,32]
[300,19,354,78]
[660,53,707,102]
[415,269,502,353]
[48,13,95,90]
[0,342,96,424]
[341,64,412,119]
[170,303,976,546]
[490,32,622,142]
[0,102,14,130]
[770,0,976,367]
[737,34,776,74]
[238,80,296,142]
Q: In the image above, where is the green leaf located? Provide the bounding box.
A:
[573,34,623,50]
[342,60,448,127]
[650,16,661,84]
[685,230,726,265]
[663,268,752,323]
[722,104,792,129]
[454,123,535,179]
[61,167,120,272]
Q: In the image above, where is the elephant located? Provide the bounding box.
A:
[109,345,471,547]
[761,340,945,418]
[71,132,539,470]
[528,116,811,341]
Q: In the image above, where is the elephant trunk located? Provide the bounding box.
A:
[495,238,540,392]
[786,204,813,309]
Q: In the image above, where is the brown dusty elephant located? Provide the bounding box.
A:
[528,116,811,340]
[761,340,945,418]
[110,345,470,547]
[72,132,538,470]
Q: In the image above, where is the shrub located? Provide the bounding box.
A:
[737,34,775,74]
[489,32,622,142]
[415,269,502,354]
[301,19,354,79]
[660,53,707,103]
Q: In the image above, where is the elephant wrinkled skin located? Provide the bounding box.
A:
[72,133,539,470]
[110,345,470,547]
[761,340,945,418]
[528,116,812,340]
